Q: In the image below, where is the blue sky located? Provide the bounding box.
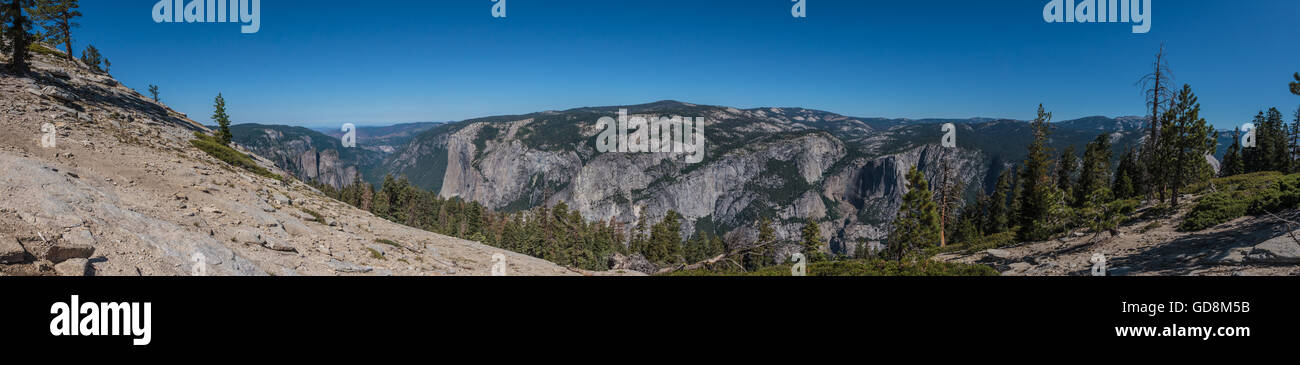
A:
[77,0,1299,128]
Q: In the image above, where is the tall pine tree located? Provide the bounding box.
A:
[1055,145,1078,206]
[985,168,1012,234]
[746,218,775,270]
[212,93,233,145]
[1016,105,1064,241]
[800,218,824,262]
[1291,72,1300,97]
[28,0,78,61]
[1075,134,1113,206]
[1158,84,1217,206]
[1138,45,1175,201]
[886,166,940,260]
[1220,127,1244,177]
[4,0,32,74]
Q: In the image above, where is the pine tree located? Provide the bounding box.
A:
[147,84,160,102]
[78,43,102,71]
[629,213,648,256]
[799,218,824,262]
[951,202,983,246]
[647,210,683,265]
[1078,187,1123,238]
[935,155,960,247]
[1138,45,1175,200]
[1055,145,1078,206]
[212,93,232,145]
[372,188,390,218]
[708,235,724,259]
[1159,84,1217,207]
[986,168,1012,234]
[746,218,774,270]
[1291,72,1300,97]
[1220,128,1244,177]
[1289,115,1300,173]
[1268,108,1289,172]
[1075,134,1113,206]
[886,166,940,260]
[1113,147,1142,199]
[1245,109,1290,173]
[4,0,32,74]
[1016,105,1061,241]
[28,0,78,61]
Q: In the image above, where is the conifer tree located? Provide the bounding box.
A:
[1112,147,1142,199]
[78,43,102,71]
[746,218,775,270]
[1138,45,1175,200]
[935,156,960,247]
[28,0,78,60]
[1289,116,1300,173]
[647,210,683,265]
[629,214,648,256]
[1291,73,1300,97]
[886,166,940,260]
[1159,84,1217,206]
[4,0,32,74]
[799,218,824,262]
[212,93,233,145]
[148,84,160,102]
[1055,145,1078,205]
[1078,187,1123,238]
[1075,134,1113,206]
[1244,109,1289,173]
[986,168,1012,234]
[1016,105,1061,241]
[1220,128,1244,178]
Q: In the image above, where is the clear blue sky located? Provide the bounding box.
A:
[78,0,1298,128]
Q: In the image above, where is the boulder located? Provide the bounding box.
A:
[985,249,1012,259]
[54,258,90,276]
[40,86,77,103]
[326,259,372,274]
[261,237,298,253]
[271,192,291,206]
[231,228,264,245]
[608,253,657,274]
[48,229,96,263]
[46,244,94,263]
[0,234,27,264]
[1246,234,1300,264]
[281,218,315,237]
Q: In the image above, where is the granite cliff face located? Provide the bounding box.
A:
[378,101,1042,257]
[231,124,376,189]
[237,100,1178,258]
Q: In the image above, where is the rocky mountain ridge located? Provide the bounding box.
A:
[0,51,591,276]
[365,101,1169,258]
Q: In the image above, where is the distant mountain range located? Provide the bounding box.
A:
[231,122,441,188]
[231,101,1234,257]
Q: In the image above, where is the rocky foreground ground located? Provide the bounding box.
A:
[0,52,603,276]
[935,201,1300,276]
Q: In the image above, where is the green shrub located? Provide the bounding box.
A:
[374,238,403,248]
[929,230,1020,256]
[367,248,386,260]
[190,132,283,181]
[1180,173,1300,231]
[661,259,999,276]
[300,208,325,223]
[28,43,62,58]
